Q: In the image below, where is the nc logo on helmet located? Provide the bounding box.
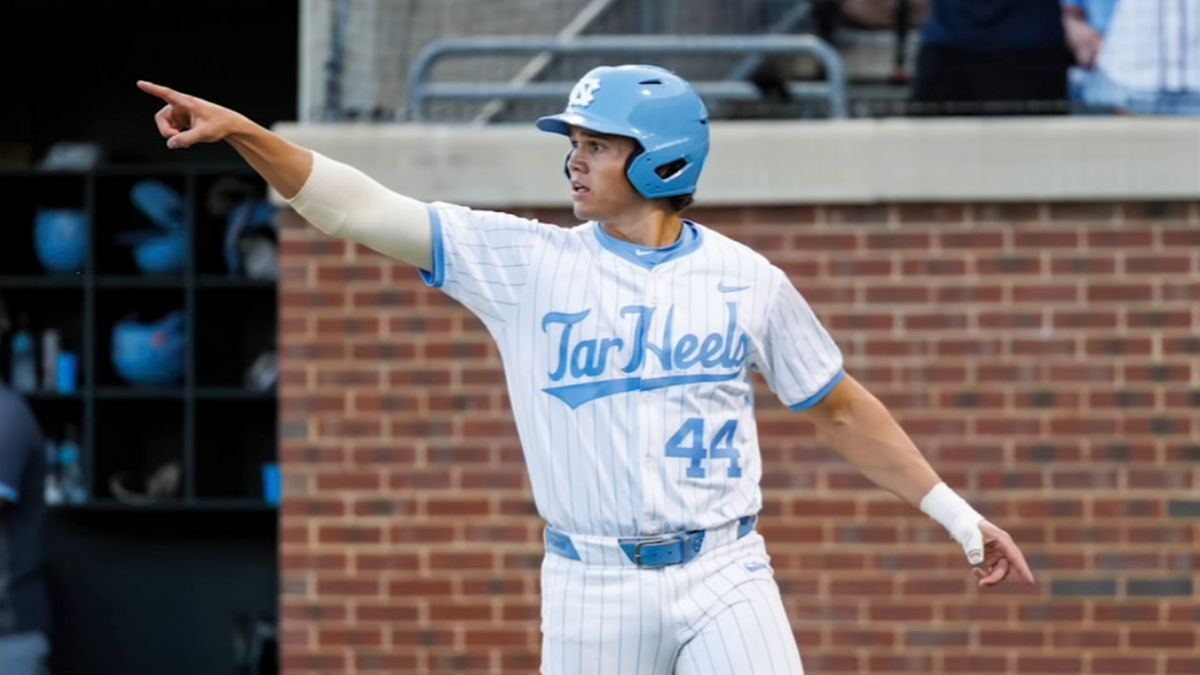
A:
[567,77,601,109]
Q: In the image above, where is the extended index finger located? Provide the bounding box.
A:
[999,537,1036,584]
[137,80,185,105]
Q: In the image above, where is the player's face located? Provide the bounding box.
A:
[566,128,642,222]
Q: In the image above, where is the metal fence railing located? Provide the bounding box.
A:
[408,34,848,122]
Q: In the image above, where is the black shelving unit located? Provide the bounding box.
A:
[0,164,279,509]
[0,164,280,675]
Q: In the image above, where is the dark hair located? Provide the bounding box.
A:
[666,193,694,213]
[0,295,8,335]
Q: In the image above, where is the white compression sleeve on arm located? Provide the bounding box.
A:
[919,482,986,565]
[286,151,433,269]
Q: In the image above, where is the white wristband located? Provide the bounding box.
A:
[920,482,986,565]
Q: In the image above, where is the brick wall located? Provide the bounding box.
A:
[278,201,1200,675]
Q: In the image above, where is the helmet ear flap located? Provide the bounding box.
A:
[655,159,689,181]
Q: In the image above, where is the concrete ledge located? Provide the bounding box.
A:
[272,117,1200,207]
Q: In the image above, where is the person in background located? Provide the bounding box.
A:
[1062,0,1116,69]
[911,0,1073,114]
[0,295,51,675]
[1076,0,1200,115]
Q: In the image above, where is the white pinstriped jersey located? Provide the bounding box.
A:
[419,202,845,538]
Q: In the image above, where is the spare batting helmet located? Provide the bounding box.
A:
[536,64,709,200]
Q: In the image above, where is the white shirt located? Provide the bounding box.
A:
[1099,0,1200,92]
[419,202,845,537]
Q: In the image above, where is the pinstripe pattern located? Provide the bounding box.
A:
[421,202,839,674]
[540,533,804,674]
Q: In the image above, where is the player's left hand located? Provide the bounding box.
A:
[969,520,1036,588]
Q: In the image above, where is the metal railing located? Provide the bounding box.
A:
[409,34,848,121]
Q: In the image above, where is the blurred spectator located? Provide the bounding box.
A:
[1062,0,1119,111]
[1074,0,1200,115]
[911,0,1073,114]
[838,0,930,29]
[827,0,931,82]
[1063,0,1115,68]
[0,296,51,675]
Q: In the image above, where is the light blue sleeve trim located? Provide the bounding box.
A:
[787,368,846,411]
[0,481,19,503]
[417,204,446,288]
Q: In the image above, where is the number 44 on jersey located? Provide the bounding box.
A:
[665,418,743,479]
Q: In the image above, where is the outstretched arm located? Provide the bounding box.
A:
[136,81,432,270]
[804,373,1036,588]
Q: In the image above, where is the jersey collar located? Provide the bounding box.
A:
[592,220,704,270]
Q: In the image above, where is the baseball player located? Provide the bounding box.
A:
[138,65,1035,674]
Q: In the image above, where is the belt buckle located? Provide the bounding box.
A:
[632,534,680,567]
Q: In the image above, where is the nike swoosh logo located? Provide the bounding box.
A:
[718,282,750,293]
[634,249,655,256]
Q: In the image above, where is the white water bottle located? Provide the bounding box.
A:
[44,438,63,506]
[41,329,59,392]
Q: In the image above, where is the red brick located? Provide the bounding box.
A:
[1048,202,1119,221]
[1050,255,1117,275]
[1086,229,1154,248]
[980,630,1045,647]
[428,552,495,570]
[790,232,858,251]
[1160,282,1200,301]
[1126,255,1192,274]
[316,577,381,598]
[944,654,1007,672]
[936,284,1003,303]
[281,652,347,670]
[388,578,454,597]
[1086,283,1154,302]
[425,497,490,517]
[1052,628,1118,648]
[354,652,419,671]
[390,628,455,646]
[830,578,893,596]
[1017,656,1084,672]
[831,628,895,647]
[353,497,417,517]
[1013,230,1079,248]
[1168,657,1200,674]
[465,629,531,647]
[317,626,384,648]
[1092,657,1158,674]
[976,255,1041,275]
[1161,227,1200,245]
[282,553,349,572]
[978,312,1042,329]
[430,602,494,621]
[1127,310,1191,328]
[355,553,420,571]
[975,203,1041,222]
[940,230,1006,249]
[1011,284,1078,302]
[1128,629,1195,648]
[1052,310,1118,329]
[827,258,894,277]
[314,471,382,492]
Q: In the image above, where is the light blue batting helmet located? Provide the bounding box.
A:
[536,64,709,200]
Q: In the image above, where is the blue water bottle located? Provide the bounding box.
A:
[10,314,37,393]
